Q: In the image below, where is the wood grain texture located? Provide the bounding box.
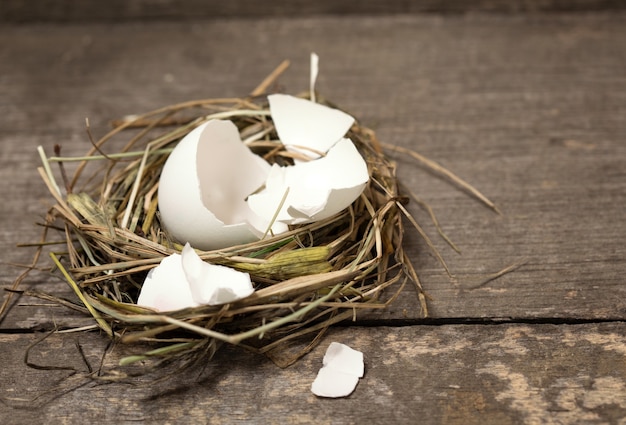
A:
[1,13,624,327]
[2,323,626,424]
[2,0,625,23]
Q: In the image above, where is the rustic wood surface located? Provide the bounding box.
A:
[2,0,625,23]
[2,324,626,424]
[1,9,625,424]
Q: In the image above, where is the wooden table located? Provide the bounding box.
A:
[1,4,625,424]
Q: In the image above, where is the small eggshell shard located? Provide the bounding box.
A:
[246,138,369,230]
[158,120,270,251]
[311,342,364,398]
[137,243,254,312]
[323,341,365,378]
[268,94,355,159]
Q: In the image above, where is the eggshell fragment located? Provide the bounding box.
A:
[246,138,369,229]
[268,94,354,159]
[311,342,364,398]
[137,243,254,312]
[158,120,271,250]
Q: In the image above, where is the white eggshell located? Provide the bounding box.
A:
[311,342,364,398]
[137,243,255,312]
[158,120,271,250]
[246,138,369,230]
[181,243,254,305]
[268,94,354,159]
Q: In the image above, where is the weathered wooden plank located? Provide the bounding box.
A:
[2,0,625,23]
[1,13,625,330]
[2,323,626,424]
[1,14,625,423]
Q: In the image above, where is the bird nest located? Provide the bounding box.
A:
[6,60,496,371]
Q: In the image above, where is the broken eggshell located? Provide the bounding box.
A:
[158,120,273,250]
[137,243,254,312]
[158,95,368,250]
[247,137,369,225]
[311,342,364,398]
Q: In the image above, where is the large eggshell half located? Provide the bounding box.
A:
[246,138,369,229]
[268,94,354,159]
[158,120,271,250]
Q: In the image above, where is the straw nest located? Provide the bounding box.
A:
[7,62,497,371]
